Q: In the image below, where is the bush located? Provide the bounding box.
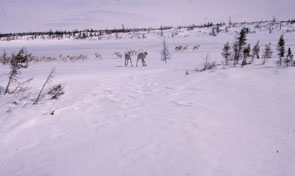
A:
[48,84,65,100]
[196,55,217,72]
[4,48,31,94]
[161,38,170,63]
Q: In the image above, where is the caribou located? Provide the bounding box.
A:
[175,46,182,51]
[124,51,133,67]
[115,52,123,59]
[94,53,103,59]
[193,45,200,50]
[136,52,148,67]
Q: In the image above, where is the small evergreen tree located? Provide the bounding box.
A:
[251,41,260,63]
[232,41,240,67]
[4,48,31,94]
[286,47,294,66]
[243,44,251,59]
[2,50,8,65]
[216,25,220,34]
[161,38,170,63]
[241,44,251,67]
[225,26,229,33]
[263,43,273,59]
[277,35,285,66]
[210,27,216,36]
[237,28,247,49]
[241,57,247,67]
[269,24,272,34]
[262,43,273,65]
[222,42,231,65]
[235,28,248,64]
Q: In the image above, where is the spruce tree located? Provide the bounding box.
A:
[262,43,273,65]
[286,47,293,66]
[235,28,247,64]
[241,57,247,67]
[4,48,30,94]
[161,38,170,63]
[2,50,8,65]
[251,41,260,63]
[277,35,285,66]
[243,44,251,59]
[263,43,273,58]
[222,42,231,65]
[238,28,247,48]
[232,41,240,67]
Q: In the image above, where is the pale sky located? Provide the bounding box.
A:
[0,0,294,33]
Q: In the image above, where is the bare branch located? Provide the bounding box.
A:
[33,68,56,104]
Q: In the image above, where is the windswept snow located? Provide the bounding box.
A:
[0,24,295,176]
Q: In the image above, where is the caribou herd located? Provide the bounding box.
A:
[0,44,199,66]
[175,44,200,51]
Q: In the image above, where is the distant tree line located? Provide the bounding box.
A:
[1,19,295,41]
[0,28,154,41]
[222,28,294,67]
[0,22,218,41]
[0,20,263,41]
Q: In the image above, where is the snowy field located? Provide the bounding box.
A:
[0,24,295,176]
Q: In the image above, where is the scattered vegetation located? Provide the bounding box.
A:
[34,68,56,104]
[285,47,294,66]
[219,25,294,69]
[0,22,216,41]
[4,48,31,94]
[277,35,285,66]
[1,20,295,111]
[48,84,65,100]
[196,54,217,72]
[161,38,170,63]
[262,43,273,65]
[0,49,64,111]
[251,41,260,63]
[222,42,231,65]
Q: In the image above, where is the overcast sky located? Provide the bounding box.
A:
[0,0,294,33]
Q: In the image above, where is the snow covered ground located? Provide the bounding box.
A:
[0,23,295,176]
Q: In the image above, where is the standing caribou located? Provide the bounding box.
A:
[136,52,148,67]
[124,51,133,67]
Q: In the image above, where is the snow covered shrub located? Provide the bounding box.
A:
[9,78,33,95]
[243,44,251,59]
[196,54,217,72]
[161,38,170,63]
[262,43,273,65]
[1,50,9,65]
[241,44,251,67]
[263,43,273,59]
[241,58,248,67]
[34,68,55,104]
[225,26,229,33]
[48,84,64,100]
[251,41,260,63]
[4,48,31,94]
[222,42,231,65]
[209,27,217,36]
[232,41,240,67]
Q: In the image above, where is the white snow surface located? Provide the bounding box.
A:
[0,25,295,176]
